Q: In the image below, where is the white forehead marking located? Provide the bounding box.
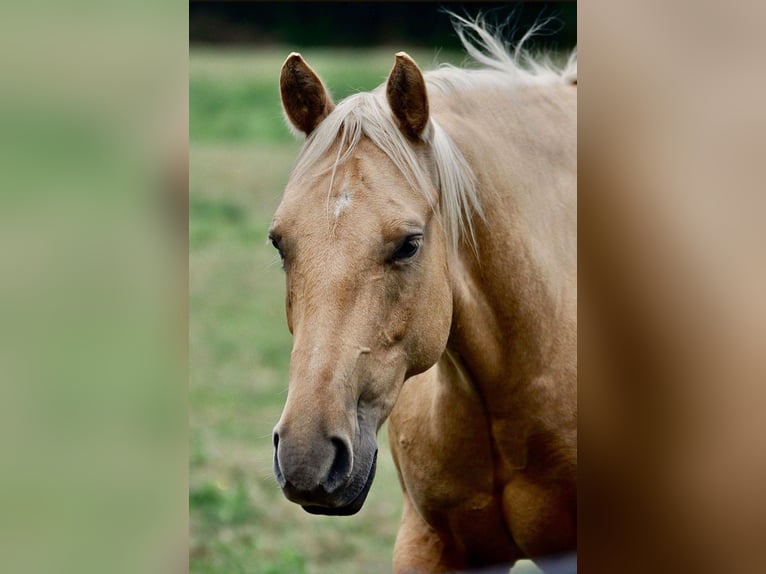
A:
[333,190,352,219]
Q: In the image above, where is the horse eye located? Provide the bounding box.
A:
[269,235,284,259]
[392,235,422,261]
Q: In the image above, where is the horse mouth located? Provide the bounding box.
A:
[301,450,378,516]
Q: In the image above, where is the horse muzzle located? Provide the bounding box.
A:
[272,426,378,515]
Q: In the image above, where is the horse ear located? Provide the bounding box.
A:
[386,52,430,140]
[280,53,335,136]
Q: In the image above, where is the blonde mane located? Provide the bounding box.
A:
[288,14,577,254]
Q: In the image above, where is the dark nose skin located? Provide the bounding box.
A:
[273,429,353,497]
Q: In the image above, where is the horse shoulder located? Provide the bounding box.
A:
[388,357,523,566]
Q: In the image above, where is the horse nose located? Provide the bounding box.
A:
[272,427,353,495]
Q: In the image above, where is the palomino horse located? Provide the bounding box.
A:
[269,16,576,572]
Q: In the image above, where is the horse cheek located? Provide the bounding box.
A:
[406,279,452,378]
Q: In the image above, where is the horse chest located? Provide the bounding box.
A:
[389,364,517,561]
[389,363,576,561]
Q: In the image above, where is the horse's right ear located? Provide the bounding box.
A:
[280,53,335,137]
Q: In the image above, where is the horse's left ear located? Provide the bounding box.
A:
[386,52,429,140]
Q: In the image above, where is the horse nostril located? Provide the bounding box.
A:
[272,431,286,487]
[325,436,353,493]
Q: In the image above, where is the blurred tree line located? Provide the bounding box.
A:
[190,2,575,51]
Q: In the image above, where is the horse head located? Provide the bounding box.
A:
[269,52,453,515]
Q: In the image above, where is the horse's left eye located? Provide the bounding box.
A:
[392,235,422,261]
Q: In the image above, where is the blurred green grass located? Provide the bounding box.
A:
[189,47,464,574]
[189,46,545,574]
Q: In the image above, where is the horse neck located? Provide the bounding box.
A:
[436,81,577,416]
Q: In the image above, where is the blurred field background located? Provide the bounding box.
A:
[189,3,574,573]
